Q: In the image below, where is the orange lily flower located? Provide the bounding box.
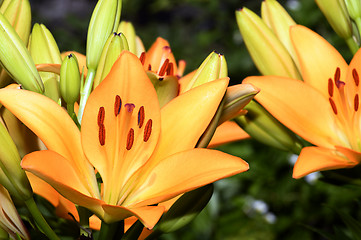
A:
[208,121,250,148]
[0,51,248,229]
[244,25,361,178]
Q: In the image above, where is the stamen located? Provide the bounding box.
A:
[158,59,169,76]
[97,107,105,126]
[138,106,145,128]
[167,62,174,76]
[143,119,152,142]
[328,78,333,97]
[353,69,359,86]
[99,124,105,146]
[139,52,146,65]
[329,98,338,115]
[334,67,340,82]
[355,94,359,112]
[126,128,134,150]
[114,95,122,117]
[125,103,135,113]
[148,64,152,71]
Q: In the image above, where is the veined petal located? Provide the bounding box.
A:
[293,146,360,178]
[102,204,165,229]
[291,25,348,98]
[21,150,103,216]
[244,76,343,148]
[127,148,248,207]
[81,51,160,205]
[0,88,98,197]
[149,78,229,167]
[208,121,249,148]
[345,47,361,106]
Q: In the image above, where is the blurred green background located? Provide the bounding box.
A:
[28,0,361,239]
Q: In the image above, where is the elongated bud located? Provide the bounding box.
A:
[86,0,122,70]
[316,0,353,40]
[93,32,129,88]
[236,8,300,79]
[147,72,178,108]
[156,184,214,233]
[261,0,299,68]
[0,0,32,88]
[0,12,43,93]
[60,54,81,105]
[345,0,361,21]
[234,100,303,153]
[117,21,137,54]
[29,23,62,101]
[0,121,32,201]
[181,51,227,93]
[61,51,87,77]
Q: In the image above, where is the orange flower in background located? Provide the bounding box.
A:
[244,25,361,178]
[0,51,248,229]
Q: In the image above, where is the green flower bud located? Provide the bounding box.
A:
[0,0,32,87]
[29,23,62,101]
[93,32,129,88]
[86,0,122,71]
[316,0,352,39]
[117,21,137,54]
[236,8,300,79]
[183,51,227,92]
[261,0,299,69]
[147,71,178,108]
[234,100,303,154]
[0,12,43,93]
[60,53,81,105]
[0,121,32,201]
[156,184,213,234]
[345,0,361,21]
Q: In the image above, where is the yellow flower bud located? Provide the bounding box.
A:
[234,100,303,153]
[182,51,227,92]
[0,0,32,87]
[0,12,43,93]
[60,53,81,105]
[86,0,122,71]
[93,32,129,88]
[0,121,32,201]
[29,23,62,101]
[236,7,300,79]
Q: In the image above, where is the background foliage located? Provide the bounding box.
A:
[28,0,361,239]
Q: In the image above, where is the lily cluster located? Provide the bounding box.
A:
[0,0,259,239]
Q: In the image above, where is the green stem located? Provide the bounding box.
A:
[78,206,92,238]
[345,36,359,55]
[98,221,124,240]
[67,102,81,129]
[78,68,96,123]
[24,197,59,240]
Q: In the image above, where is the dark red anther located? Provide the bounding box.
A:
[99,124,106,146]
[158,59,169,76]
[328,78,333,97]
[97,107,105,126]
[114,95,122,117]
[126,128,134,150]
[329,98,338,115]
[139,52,146,65]
[167,62,174,76]
[334,67,340,82]
[148,64,152,71]
[143,119,152,142]
[353,69,359,86]
[355,94,359,112]
[138,106,145,128]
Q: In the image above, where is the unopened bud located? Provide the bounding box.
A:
[93,32,129,88]
[60,53,81,105]
[0,12,43,93]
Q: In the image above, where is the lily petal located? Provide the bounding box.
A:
[128,148,248,207]
[81,51,160,205]
[244,76,342,148]
[293,146,360,178]
[290,25,348,98]
[208,121,249,148]
[102,204,165,229]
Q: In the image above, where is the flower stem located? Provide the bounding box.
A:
[78,68,96,123]
[24,197,59,240]
[345,36,359,55]
[97,221,124,240]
